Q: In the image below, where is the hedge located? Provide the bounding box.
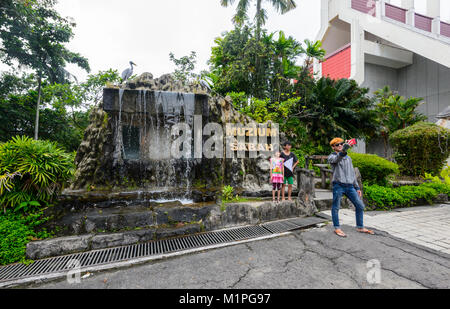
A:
[364,182,450,210]
[349,152,399,185]
[390,122,450,177]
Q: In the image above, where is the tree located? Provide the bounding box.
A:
[0,0,90,140]
[169,51,197,85]
[220,1,297,97]
[292,77,378,151]
[209,26,255,96]
[373,86,427,157]
[0,70,120,151]
[208,26,314,99]
[300,39,325,74]
[220,0,297,39]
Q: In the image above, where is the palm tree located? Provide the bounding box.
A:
[293,78,378,148]
[373,86,427,158]
[301,39,325,71]
[220,0,297,39]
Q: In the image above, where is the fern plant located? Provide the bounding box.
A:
[0,136,75,213]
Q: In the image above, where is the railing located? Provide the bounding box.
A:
[415,13,433,32]
[350,0,450,41]
[441,21,450,38]
[351,0,376,17]
[385,3,406,24]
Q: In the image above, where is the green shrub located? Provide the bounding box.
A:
[349,152,399,185]
[0,210,51,265]
[222,185,235,202]
[0,136,75,213]
[364,182,450,210]
[421,182,450,195]
[390,122,450,177]
[424,165,450,185]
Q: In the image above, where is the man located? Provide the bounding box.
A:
[328,138,374,237]
[281,141,298,201]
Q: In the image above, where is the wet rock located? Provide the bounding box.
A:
[257,159,271,172]
[26,224,204,259]
[26,235,92,260]
[295,169,319,216]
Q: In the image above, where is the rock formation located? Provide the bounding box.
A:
[71,73,277,194]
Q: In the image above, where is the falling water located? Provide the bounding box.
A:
[108,89,200,203]
[113,88,125,165]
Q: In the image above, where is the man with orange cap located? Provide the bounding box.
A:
[328,138,374,238]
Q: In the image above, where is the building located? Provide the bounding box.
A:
[315,0,450,155]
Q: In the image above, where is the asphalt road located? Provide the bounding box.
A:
[27,224,450,289]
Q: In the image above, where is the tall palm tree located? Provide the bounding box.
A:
[300,39,325,76]
[221,0,297,39]
[301,39,325,67]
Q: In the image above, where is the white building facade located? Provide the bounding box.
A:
[315,0,450,156]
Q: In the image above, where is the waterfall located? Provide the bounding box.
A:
[113,88,125,165]
[106,88,202,203]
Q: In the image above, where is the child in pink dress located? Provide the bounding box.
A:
[270,152,285,204]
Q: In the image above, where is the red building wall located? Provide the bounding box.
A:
[322,45,352,80]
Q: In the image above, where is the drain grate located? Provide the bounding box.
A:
[0,217,325,285]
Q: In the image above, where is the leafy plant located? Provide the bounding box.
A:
[0,136,75,213]
[222,185,235,202]
[0,210,52,265]
[390,122,450,176]
[424,165,450,185]
[349,152,399,186]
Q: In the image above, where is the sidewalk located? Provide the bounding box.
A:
[321,204,450,255]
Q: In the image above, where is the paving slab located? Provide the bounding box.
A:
[321,204,450,254]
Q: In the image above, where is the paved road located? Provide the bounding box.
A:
[28,223,450,289]
[321,204,450,254]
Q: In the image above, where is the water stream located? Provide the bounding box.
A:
[112,89,199,204]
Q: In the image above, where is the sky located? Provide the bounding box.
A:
[54,0,321,82]
[3,0,448,82]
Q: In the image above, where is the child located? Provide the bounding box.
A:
[270,152,285,204]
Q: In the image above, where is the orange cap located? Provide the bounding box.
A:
[330,138,344,146]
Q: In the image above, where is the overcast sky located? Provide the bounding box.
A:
[2,0,447,82]
[53,0,321,82]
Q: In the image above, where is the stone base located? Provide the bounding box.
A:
[27,199,319,260]
[26,224,202,260]
[206,200,316,231]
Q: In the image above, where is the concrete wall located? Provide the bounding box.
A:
[362,54,450,157]
[398,54,450,122]
[362,63,399,95]
[363,54,450,122]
